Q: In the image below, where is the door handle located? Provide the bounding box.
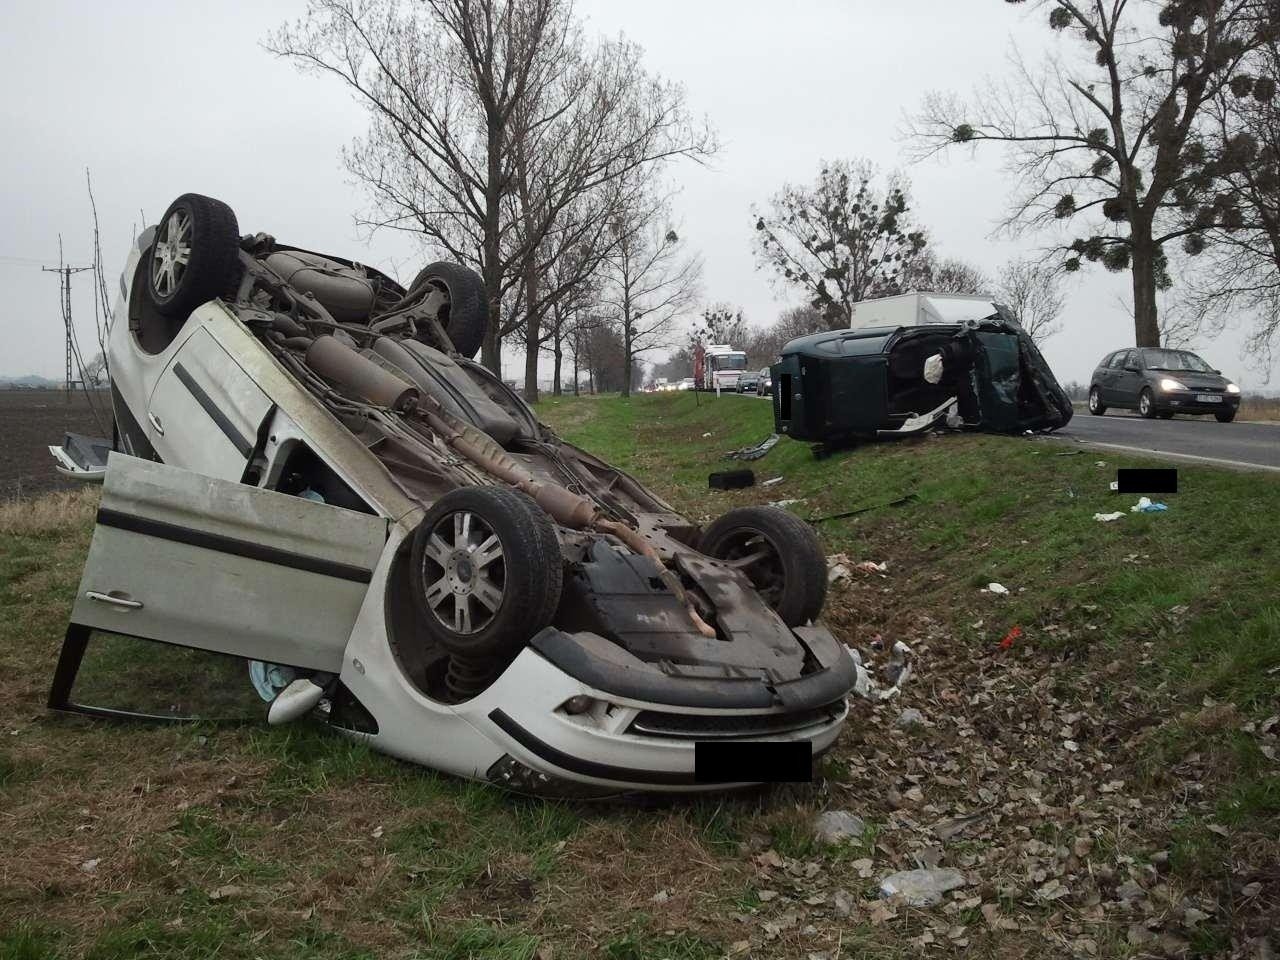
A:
[148,412,164,436]
[85,591,144,610]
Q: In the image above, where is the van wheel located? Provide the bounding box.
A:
[1088,387,1106,415]
[1139,389,1158,419]
[411,262,488,360]
[700,506,827,627]
[145,194,240,318]
[410,486,561,661]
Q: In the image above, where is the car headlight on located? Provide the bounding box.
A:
[1158,378,1186,392]
[1226,383,1240,394]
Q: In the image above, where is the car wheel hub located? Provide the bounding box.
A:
[151,209,192,297]
[419,510,505,635]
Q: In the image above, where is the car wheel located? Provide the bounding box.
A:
[1138,388,1157,419]
[411,262,488,360]
[145,193,241,319]
[410,486,561,661]
[1088,386,1107,415]
[699,506,827,627]
[1216,410,1236,423]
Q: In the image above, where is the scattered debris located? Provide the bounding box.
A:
[78,858,100,875]
[701,431,713,438]
[760,475,785,487]
[812,810,867,845]
[1130,496,1168,513]
[650,889,670,904]
[983,582,1009,595]
[930,810,990,841]
[845,641,913,702]
[1095,460,1107,466]
[896,707,925,729]
[998,625,1022,650]
[769,498,805,508]
[1094,511,1125,522]
[208,884,244,901]
[724,433,780,461]
[809,492,918,525]
[831,888,856,918]
[879,868,967,907]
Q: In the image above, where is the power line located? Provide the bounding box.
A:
[42,239,108,434]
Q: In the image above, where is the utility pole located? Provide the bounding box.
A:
[42,261,93,395]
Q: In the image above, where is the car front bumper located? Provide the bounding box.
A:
[1156,392,1240,413]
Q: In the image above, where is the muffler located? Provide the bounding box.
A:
[305,335,419,412]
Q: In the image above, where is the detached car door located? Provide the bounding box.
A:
[52,455,388,715]
[147,325,275,481]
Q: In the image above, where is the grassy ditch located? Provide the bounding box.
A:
[1,393,1276,959]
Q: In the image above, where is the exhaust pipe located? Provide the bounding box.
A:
[306,335,420,412]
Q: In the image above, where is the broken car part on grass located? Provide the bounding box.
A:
[770,310,1073,448]
[46,192,858,797]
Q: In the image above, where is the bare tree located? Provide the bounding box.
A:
[899,249,990,294]
[82,351,109,387]
[752,159,927,328]
[692,302,749,345]
[598,192,702,398]
[906,0,1275,347]
[268,0,716,382]
[995,258,1066,343]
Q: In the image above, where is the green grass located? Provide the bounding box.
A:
[3,392,1278,958]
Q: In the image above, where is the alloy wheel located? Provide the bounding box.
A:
[418,510,506,635]
[151,209,192,298]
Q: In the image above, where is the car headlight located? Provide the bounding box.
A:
[1226,383,1240,394]
[1159,378,1186,392]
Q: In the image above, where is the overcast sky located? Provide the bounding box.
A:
[2,0,1275,389]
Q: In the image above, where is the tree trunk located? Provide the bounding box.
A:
[621,314,633,399]
[1129,222,1160,347]
[572,332,580,396]
[522,264,540,403]
[481,115,504,376]
[552,328,563,396]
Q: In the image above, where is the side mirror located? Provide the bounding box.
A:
[1213,369,1221,374]
[267,677,326,725]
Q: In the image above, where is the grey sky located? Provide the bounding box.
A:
[2,0,1275,389]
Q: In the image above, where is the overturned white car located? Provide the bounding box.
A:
[48,193,856,796]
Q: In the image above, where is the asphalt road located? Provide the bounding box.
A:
[1052,409,1280,472]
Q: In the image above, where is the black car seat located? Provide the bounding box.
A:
[264,250,376,323]
[368,337,522,446]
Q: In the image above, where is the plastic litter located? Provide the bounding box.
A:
[879,868,966,906]
[983,582,1009,595]
[854,560,888,575]
[1094,511,1125,522]
[1130,496,1168,513]
[770,498,805,508]
[998,625,1022,650]
[844,640,913,702]
[761,475,785,487]
[923,353,944,385]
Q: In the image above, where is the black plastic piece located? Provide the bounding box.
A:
[708,469,755,490]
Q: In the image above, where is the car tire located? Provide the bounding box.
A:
[145,193,240,319]
[700,506,827,627]
[411,261,488,360]
[1216,410,1236,423]
[409,486,561,661]
[1139,388,1158,419]
[1088,386,1107,415]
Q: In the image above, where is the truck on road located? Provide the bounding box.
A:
[850,292,997,330]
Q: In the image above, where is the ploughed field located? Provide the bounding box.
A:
[0,389,110,499]
[1,390,1277,960]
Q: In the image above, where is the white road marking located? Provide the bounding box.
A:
[1049,437,1280,474]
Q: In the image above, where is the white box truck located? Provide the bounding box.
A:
[850,292,997,330]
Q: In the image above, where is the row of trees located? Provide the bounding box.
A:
[270,0,711,400]
[905,0,1280,361]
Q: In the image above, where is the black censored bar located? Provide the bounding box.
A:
[1116,468,1178,494]
[694,740,812,783]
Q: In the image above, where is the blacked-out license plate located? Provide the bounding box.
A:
[694,740,812,783]
[1196,394,1222,403]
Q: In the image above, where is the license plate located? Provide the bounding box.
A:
[694,740,812,783]
[1196,394,1222,403]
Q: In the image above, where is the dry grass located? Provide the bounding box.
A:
[0,485,99,536]
[1238,395,1280,421]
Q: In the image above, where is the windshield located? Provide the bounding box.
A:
[712,354,748,371]
[1143,349,1213,372]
